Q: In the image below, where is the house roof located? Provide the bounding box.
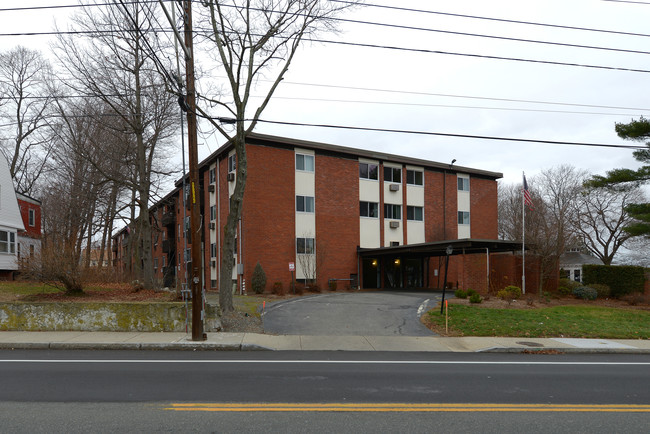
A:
[559,251,602,266]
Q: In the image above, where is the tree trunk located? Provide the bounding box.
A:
[219,132,247,312]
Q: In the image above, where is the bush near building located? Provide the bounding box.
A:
[583,265,645,298]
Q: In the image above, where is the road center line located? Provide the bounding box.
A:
[164,403,650,413]
[1,359,649,365]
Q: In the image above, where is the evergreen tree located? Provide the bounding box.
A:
[587,117,650,237]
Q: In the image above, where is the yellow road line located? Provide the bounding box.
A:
[164,403,650,413]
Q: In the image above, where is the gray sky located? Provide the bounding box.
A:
[5,0,650,186]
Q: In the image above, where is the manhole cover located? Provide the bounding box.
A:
[516,341,544,348]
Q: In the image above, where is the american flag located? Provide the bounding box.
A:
[523,174,533,209]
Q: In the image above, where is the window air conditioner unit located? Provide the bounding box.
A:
[209,222,216,230]
[389,221,400,229]
[208,185,215,192]
[210,260,216,268]
[227,172,235,181]
[389,183,400,192]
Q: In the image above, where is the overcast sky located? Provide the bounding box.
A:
[5,0,650,187]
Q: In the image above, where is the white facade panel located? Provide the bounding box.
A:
[359,179,379,202]
[457,173,471,239]
[295,149,316,280]
[406,184,424,206]
[360,218,381,248]
[407,221,425,244]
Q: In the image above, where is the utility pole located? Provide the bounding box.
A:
[183,0,205,341]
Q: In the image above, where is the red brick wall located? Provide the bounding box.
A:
[470,177,498,239]
[315,153,360,289]
[424,170,458,242]
[241,143,296,289]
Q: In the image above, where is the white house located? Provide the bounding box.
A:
[0,155,25,279]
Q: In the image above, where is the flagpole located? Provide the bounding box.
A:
[522,171,526,295]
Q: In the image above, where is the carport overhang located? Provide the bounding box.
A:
[356,239,524,290]
[357,239,523,259]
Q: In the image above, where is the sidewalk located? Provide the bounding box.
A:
[0,331,649,353]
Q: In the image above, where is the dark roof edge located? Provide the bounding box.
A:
[244,132,503,179]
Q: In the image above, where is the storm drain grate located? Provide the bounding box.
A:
[516,341,545,348]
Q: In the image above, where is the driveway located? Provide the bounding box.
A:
[262,291,442,336]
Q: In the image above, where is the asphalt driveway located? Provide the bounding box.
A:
[262,291,442,336]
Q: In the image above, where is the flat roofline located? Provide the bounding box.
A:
[200,132,503,180]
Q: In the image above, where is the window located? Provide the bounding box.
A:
[384,204,401,220]
[384,166,401,183]
[210,205,216,221]
[154,258,158,270]
[296,153,314,172]
[360,201,379,218]
[574,269,581,282]
[209,167,216,184]
[184,248,191,262]
[297,237,315,254]
[407,206,423,221]
[458,177,470,191]
[458,211,470,225]
[210,242,217,258]
[406,170,423,186]
[359,162,378,180]
[0,231,16,254]
[211,279,217,288]
[28,209,35,226]
[162,256,166,267]
[296,195,315,213]
[228,155,236,173]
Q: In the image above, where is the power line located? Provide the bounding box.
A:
[309,38,650,74]
[269,80,650,112]
[330,0,650,38]
[198,114,648,150]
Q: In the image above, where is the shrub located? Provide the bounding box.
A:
[622,293,646,306]
[467,288,478,297]
[251,262,267,294]
[272,281,285,296]
[589,283,611,299]
[572,286,597,300]
[583,264,645,298]
[454,289,468,299]
[557,286,572,296]
[496,289,510,300]
[497,285,522,300]
[504,285,522,299]
[469,293,482,303]
[558,278,581,291]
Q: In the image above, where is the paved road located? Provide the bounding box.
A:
[262,290,441,336]
[1,350,649,433]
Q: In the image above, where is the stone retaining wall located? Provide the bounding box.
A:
[0,302,220,332]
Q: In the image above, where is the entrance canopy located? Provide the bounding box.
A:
[357,239,523,259]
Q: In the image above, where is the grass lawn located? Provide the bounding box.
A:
[427,305,650,339]
[0,282,60,297]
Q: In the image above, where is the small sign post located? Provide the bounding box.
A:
[289,262,295,294]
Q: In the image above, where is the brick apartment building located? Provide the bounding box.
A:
[113,133,525,293]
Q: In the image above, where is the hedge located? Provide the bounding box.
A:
[582,264,645,298]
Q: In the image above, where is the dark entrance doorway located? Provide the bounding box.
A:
[362,257,380,289]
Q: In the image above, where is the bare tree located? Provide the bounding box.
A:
[0,46,54,195]
[536,165,588,256]
[54,1,179,288]
[573,185,646,265]
[192,0,358,311]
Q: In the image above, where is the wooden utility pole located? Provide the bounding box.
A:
[183,0,205,341]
